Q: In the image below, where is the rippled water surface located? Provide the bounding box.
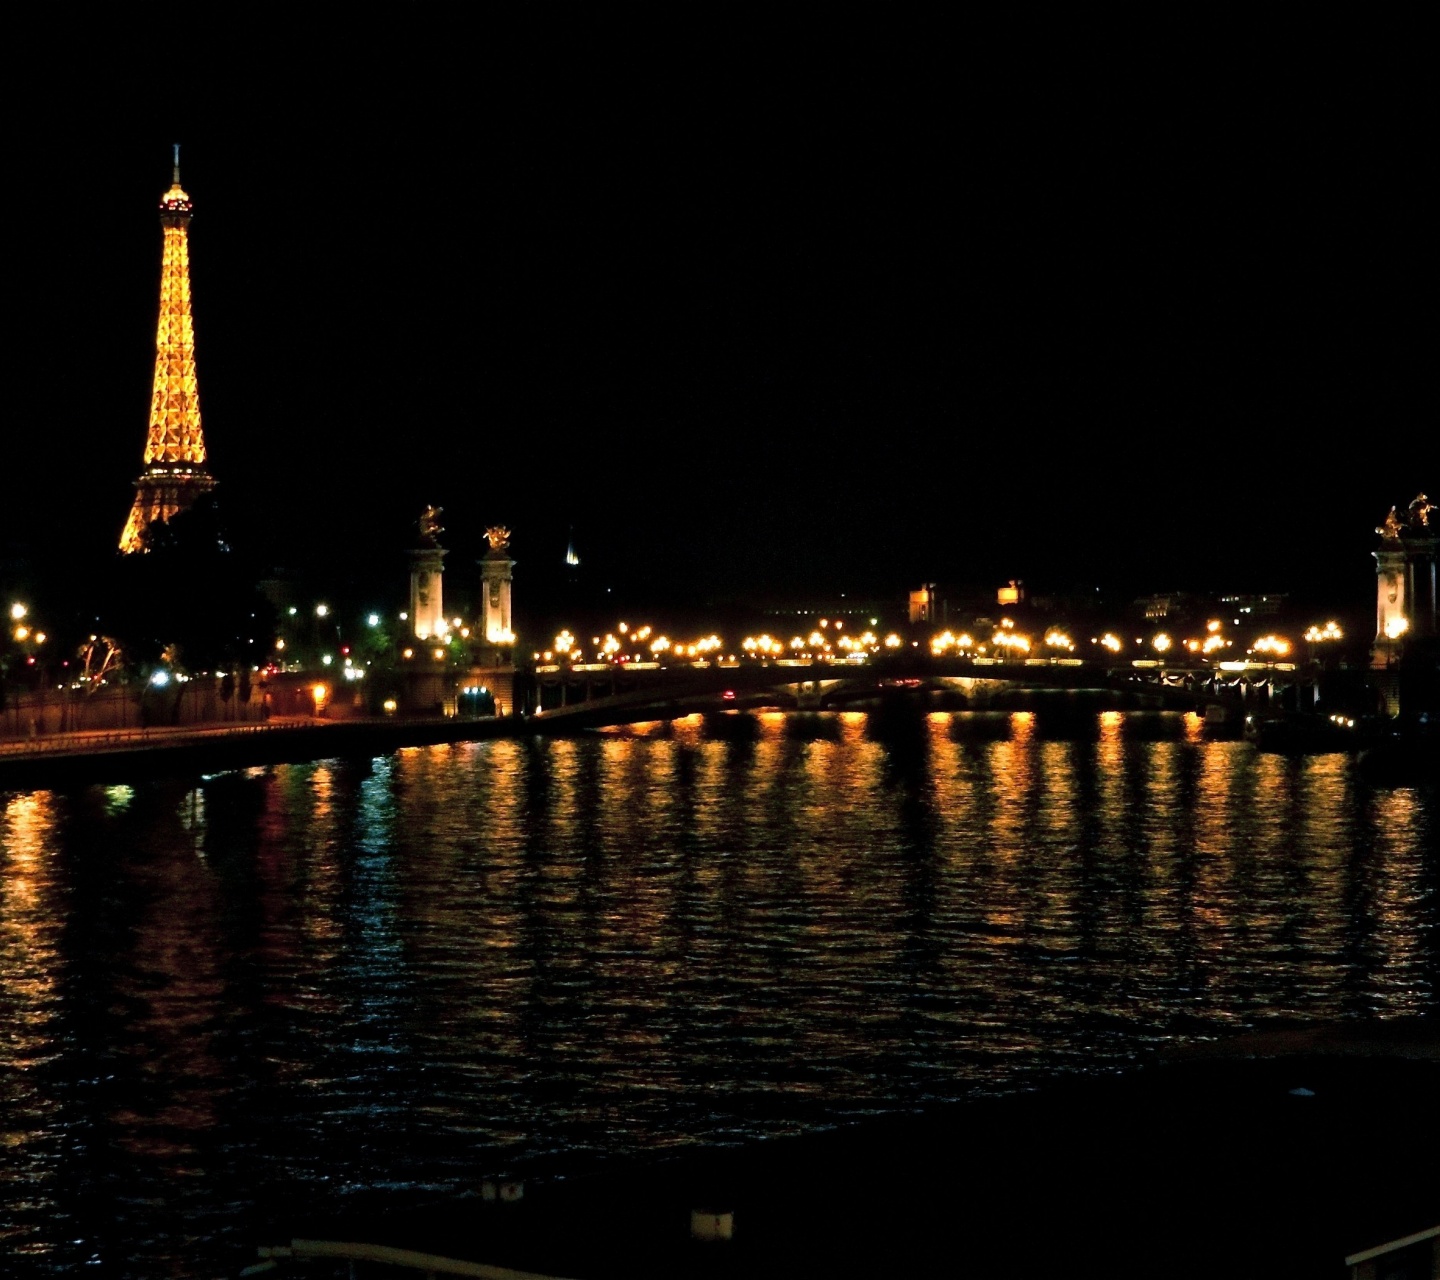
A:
[2,711,1436,1276]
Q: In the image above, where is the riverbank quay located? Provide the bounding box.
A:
[0,714,538,789]
[247,1020,1438,1280]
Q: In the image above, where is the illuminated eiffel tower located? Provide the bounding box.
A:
[119,145,216,553]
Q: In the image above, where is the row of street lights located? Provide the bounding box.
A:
[529,614,1355,669]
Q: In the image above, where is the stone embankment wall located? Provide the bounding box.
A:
[0,680,264,740]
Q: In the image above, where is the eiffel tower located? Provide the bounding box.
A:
[119,145,216,553]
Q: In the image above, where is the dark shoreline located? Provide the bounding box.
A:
[254,1019,1439,1280]
[0,715,538,790]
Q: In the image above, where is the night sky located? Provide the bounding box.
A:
[8,35,1431,621]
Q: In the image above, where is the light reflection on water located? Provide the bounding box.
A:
[0,710,1435,1277]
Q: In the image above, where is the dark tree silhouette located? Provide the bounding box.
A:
[101,495,275,674]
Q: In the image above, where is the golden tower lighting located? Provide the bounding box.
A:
[119,145,216,553]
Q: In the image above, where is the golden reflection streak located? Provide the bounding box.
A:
[690,728,731,849]
[1032,738,1082,949]
[986,712,1036,860]
[1196,746,1324,1012]
[484,738,527,843]
[1365,785,1430,1014]
[1189,740,1252,991]
[469,741,530,1043]
[671,712,705,742]
[111,790,228,1171]
[597,719,671,738]
[543,736,583,852]
[251,761,350,1030]
[746,715,789,868]
[787,712,881,907]
[1246,750,1299,896]
[927,714,983,1012]
[1145,740,1182,867]
[596,734,681,954]
[1292,754,1351,995]
[1133,734,1193,1015]
[1094,712,1126,863]
[479,740,542,1061]
[789,710,911,1071]
[589,735,689,1059]
[976,712,1041,939]
[2,793,62,1051]
[303,763,342,951]
[927,712,974,847]
[378,740,538,1073]
[1,792,64,1249]
[3,792,52,912]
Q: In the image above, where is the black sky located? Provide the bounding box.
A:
[7,27,1432,618]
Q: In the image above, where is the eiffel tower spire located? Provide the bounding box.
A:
[119,145,216,553]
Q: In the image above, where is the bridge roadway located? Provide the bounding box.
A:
[531,655,1289,730]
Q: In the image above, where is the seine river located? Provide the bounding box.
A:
[1,710,1435,1277]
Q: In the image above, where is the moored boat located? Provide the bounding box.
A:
[1246,712,1362,754]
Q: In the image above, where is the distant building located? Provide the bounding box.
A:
[1218,593,1286,619]
[909,584,938,624]
[1136,593,1190,621]
[996,580,1024,606]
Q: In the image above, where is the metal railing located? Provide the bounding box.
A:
[0,718,325,758]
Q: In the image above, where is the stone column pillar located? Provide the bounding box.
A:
[408,545,447,642]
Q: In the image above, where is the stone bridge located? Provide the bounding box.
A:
[530,655,1306,731]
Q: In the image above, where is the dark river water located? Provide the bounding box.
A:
[1,710,1436,1277]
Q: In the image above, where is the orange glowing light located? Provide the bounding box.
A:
[120,151,214,553]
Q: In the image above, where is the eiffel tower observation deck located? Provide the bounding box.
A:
[119,145,216,553]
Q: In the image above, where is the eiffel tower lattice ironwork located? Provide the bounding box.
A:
[119,145,216,553]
